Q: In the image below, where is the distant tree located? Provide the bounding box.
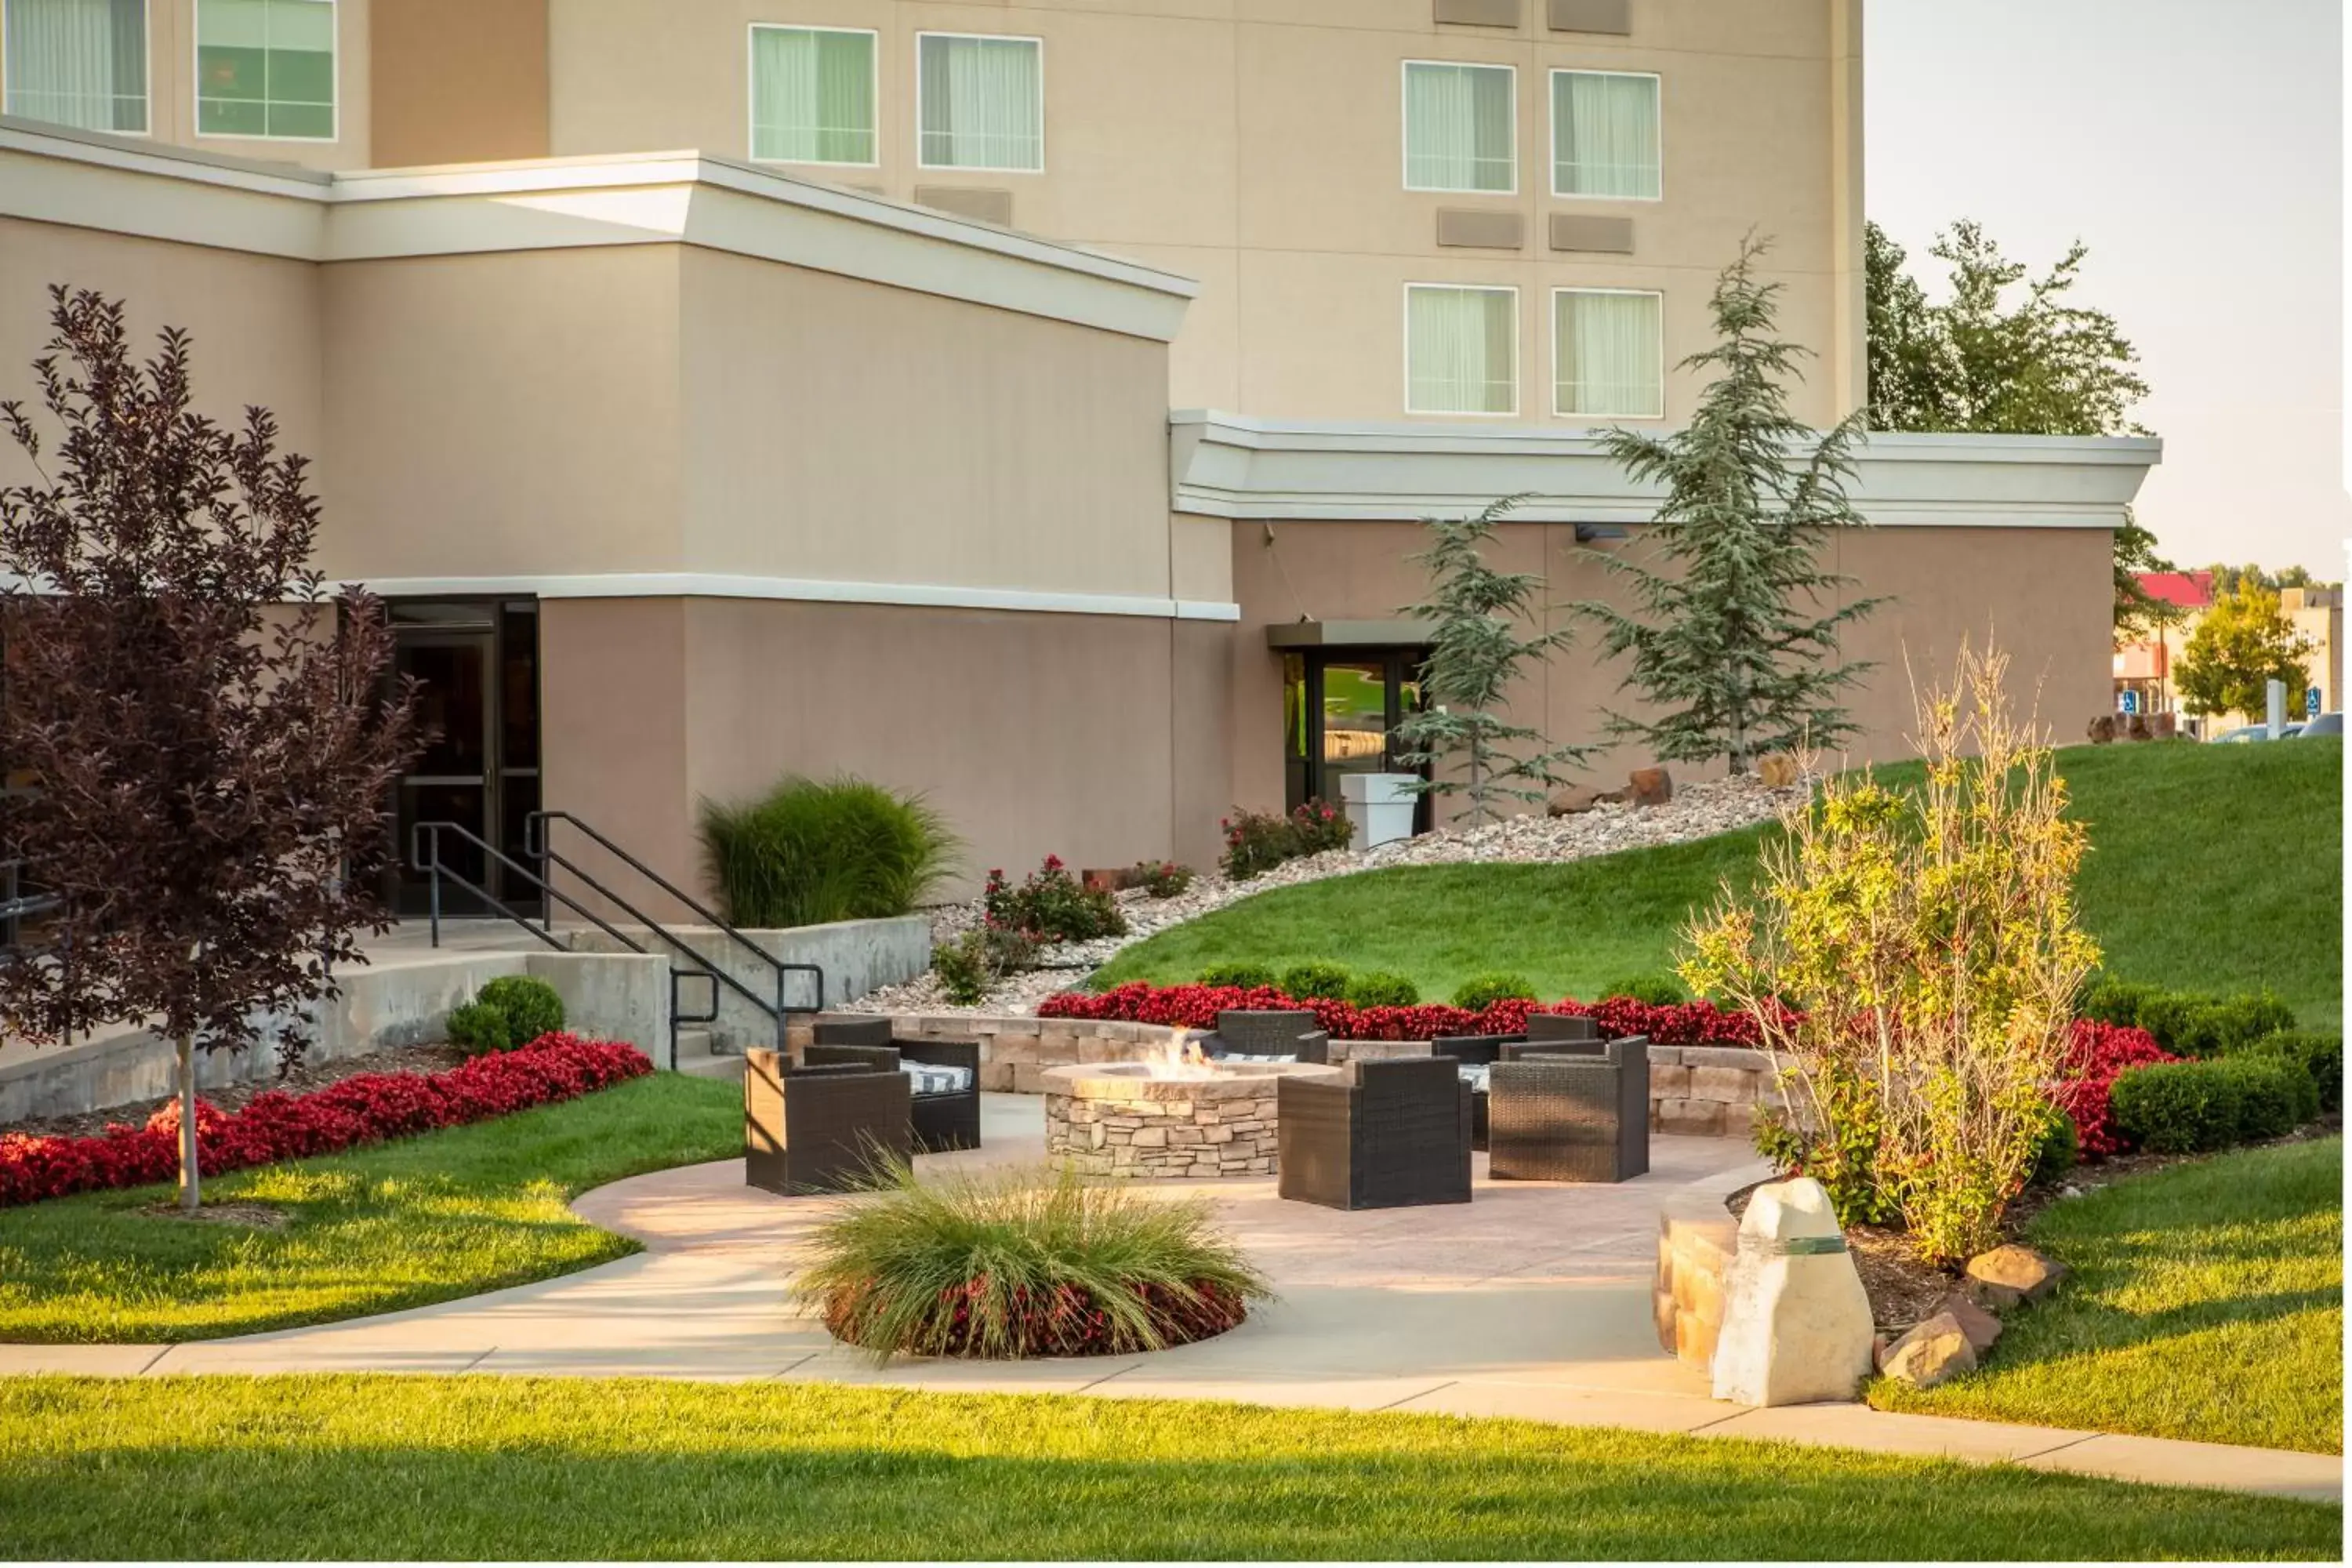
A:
[2172,586,2313,720]
[1867,219,2159,644]
[1388,496,1596,824]
[2205,561,2329,598]
[0,286,419,1209]
[1573,236,1882,775]
[2111,510,2183,648]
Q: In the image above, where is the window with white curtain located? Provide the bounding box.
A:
[1554,289,1663,418]
[916,32,1042,171]
[1551,70,1660,199]
[1406,285,1518,416]
[1402,60,1514,194]
[2,0,148,133]
[750,25,876,165]
[195,0,334,140]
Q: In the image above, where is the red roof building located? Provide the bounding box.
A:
[2136,570,2215,611]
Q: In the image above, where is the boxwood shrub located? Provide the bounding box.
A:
[1196,962,1276,991]
[1451,971,1537,1011]
[2230,1030,2343,1114]
[2111,1054,2318,1153]
[1345,970,1421,1008]
[1278,962,1355,1001]
[2085,980,2297,1060]
[448,975,567,1056]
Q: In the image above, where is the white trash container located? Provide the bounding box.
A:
[1341,772,1420,851]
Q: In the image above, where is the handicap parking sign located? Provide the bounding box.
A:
[2308,688,2322,717]
[2118,689,2140,715]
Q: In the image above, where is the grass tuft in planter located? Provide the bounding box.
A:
[794,1160,1269,1361]
[699,775,958,927]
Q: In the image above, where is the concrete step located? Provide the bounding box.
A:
[673,1026,745,1081]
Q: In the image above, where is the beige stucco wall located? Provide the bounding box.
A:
[368,0,547,168]
[542,0,1862,427]
[674,245,1174,599]
[1224,517,2116,818]
[0,216,324,490]
[318,245,685,583]
[539,595,1229,909]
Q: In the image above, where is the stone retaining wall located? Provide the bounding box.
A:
[799,1013,1782,1137]
[1655,1203,1738,1372]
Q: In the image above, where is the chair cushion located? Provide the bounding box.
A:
[1457,1063,1491,1094]
[1254,1053,1298,1064]
[901,1062,975,1097]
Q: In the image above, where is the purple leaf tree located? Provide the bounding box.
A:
[0,286,419,1208]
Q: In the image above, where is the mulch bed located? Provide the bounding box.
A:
[136,1199,290,1229]
[4,1043,474,1142]
[1726,1113,2343,1335]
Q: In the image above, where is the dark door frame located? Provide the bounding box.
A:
[386,597,541,917]
[1285,646,1434,834]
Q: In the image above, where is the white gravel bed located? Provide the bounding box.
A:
[843,774,1805,1017]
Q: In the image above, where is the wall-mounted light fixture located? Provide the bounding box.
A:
[1573,523,1632,543]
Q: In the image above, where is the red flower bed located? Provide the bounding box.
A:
[822,1275,1250,1358]
[0,1033,650,1209]
[2055,1018,2176,1157]
[1037,982,1771,1047]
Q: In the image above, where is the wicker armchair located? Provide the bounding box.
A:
[1487,1035,1651,1183]
[1208,1009,1330,1064]
[1523,1012,1603,1050]
[744,1047,912,1195]
[1277,1057,1472,1210]
[804,1038,982,1153]
[811,1016,898,1047]
[1429,1033,1516,1149]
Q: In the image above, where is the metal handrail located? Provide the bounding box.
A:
[524,809,824,1029]
[408,820,731,1063]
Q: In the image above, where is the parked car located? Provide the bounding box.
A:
[2214,723,2305,742]
[2296,712,2343,737]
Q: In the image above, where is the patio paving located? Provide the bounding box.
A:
[0,1093,2337,1505]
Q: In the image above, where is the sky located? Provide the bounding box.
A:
[1866,0,2348,575]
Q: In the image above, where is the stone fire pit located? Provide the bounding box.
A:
[1043,1060,1345,1179]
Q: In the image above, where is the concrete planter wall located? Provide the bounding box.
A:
[818,1013,1782,1136]
[568,916,930,1051]
[0,949,672,1124]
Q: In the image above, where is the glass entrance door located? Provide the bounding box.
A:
[1283,648,1432,833]
[389,601,540,916]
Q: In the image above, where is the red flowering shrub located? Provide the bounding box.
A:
[2055,1018,2177,1158]
[0,1033,649,1209]
[1039,982,1770,1046]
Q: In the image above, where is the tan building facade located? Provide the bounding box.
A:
[0,0,2155,914]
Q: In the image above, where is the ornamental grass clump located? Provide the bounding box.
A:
[1682,644,2098,1265]
[699,775,958,927]
[794,1160,1269,1362]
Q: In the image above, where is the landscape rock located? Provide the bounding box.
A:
[2085,714,2117,744]
[1628,766,1674,807]
[1547,785,1606,817]
[1878,1312,1977,1389]
[1932,1290,2002,1355]
[1711,1177,1875,1407]
[1757,753,1801,787]
[1965,1244,2067,1308]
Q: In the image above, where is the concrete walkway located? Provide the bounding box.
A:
[2,1094,2338,1506]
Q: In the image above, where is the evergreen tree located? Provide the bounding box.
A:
[1573,236,1881,775]
[1388,495,1595,824]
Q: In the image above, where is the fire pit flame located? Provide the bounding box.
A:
[1146,1030,1221,1080]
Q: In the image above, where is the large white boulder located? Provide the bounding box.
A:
[1710,1176,1875,1407]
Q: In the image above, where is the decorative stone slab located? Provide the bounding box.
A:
[1965,1244,2067,1308]
[1879,1312,1977,1389]
[1711,1177,1875,1406]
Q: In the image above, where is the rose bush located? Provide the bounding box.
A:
[0,1033,649,1209]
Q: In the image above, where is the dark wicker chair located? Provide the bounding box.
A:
[1210,1009,1330,1063]
[811,1016,898,1047]
[1523,1012,1604,1050]
[744,1047,912,1196]
[1277,1057,1472,1210]
[1429,1033,1516,1150]
[1487,1035,1651,1183]
[804,1038,982,1153]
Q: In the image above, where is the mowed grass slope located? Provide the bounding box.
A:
[0,1376,2337,1561]
[0,1073,741,1343]
[1097,741,2342,1024]
[1873,1135,2344,1454]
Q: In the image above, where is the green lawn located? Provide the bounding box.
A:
[1873,1136,2344,1454]
[0,1073,739,1343]
[0,1376,2336,1560]
[1100,740,2343,1024]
